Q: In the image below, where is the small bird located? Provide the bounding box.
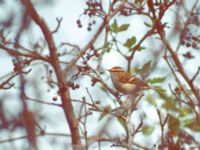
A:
[108,66,149,94]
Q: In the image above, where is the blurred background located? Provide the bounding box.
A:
[0,0,200,149]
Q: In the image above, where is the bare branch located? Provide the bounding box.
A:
[191,67,200,83]
[21,0,82,148]
[52,17,63,34]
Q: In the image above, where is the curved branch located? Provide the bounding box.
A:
[21,0,82,148]
[160,33,199,103]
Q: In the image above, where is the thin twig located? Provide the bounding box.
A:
[25,96,62,107]
[52,17,63,34]
[157,109,169,150]
[190,67,200,83]
[160,33,200,103]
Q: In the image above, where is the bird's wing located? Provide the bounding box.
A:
[121,73,132,83]
[128,77,149,87]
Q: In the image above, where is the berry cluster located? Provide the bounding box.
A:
[76,0,102,31]
[181,28,200,49]
[84,1,102,17]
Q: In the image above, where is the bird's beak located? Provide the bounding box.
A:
[106,68,111,72]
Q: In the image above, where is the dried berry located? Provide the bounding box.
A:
[52,96,57,101]
[49,70,53,74]
[87,27,91,31]
[91,78,99,86]
[185,43,191,48]
[180,40,185,45]
[191,36,198,41]
[78,24,83,28]
[183,52,194,59]
[76,19,81,25]
[192,42,197,49]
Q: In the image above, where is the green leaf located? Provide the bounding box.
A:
[111,19,118,33]
[118,24,129,32]
[141,61,151,75]
[98,112,107,121]
[98,106,111,121]
[137,46,146,51]
[135,0,145,5]
[132,67,142,74]
[162,98,178,111]
[148,77,166,84]
[184,119,200,132]
[179,106,193,117]
[168,115,180,136]
[154,86,167,98]
[117,117,126,129]
[142,125,155,136]
[110,20,129,33]
[104,42,112,52]
[146,95,157,107]
[124,36,137,48]
[144,22,152,27]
